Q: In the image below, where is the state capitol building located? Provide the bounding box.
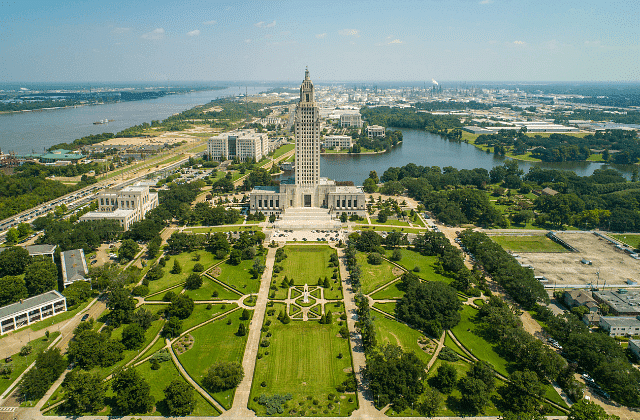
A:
[249,69,366,219]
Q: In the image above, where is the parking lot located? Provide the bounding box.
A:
[517,232,640,288]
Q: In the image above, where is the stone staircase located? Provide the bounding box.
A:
[274,207,341,230]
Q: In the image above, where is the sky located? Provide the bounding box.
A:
[1,0,639,83]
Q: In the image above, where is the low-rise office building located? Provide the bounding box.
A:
[0,291,66,335]
[207,129,269,161]
[79,183,159,231]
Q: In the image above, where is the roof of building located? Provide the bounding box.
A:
[0,290,65,320]
[61,249,88,284]
[25,244,57,255]
[600,316,640,327]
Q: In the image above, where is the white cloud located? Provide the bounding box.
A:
[255,20,276,28]
[338,29,359,37]
[513,40,526,45]
[187,29,200,37]
[111,27,130,34]
[141,28,164,40]
[479,0,493,4]
[316,33,326,39]
[203,20,217,25]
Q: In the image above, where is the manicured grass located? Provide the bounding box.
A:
[278,245,337,286]
[611,234,640,249]
[372,302,396,316]
[490,235,569,253]
[182,304,235,332]
[184,276,242,301]
[450,306,509,377]
[216,256,265,294]
[0,332,60,395]
[178,309,250,409]
[146,285,184,301]
[272,143,295,159]
[147,251,218,294]
[374,313,433,365]
[356,252,401,295]
[370,280,404,300]
[249,320,357,417]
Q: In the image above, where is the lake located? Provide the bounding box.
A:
[0,86,265,154]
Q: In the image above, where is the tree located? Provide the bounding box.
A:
[568,400,620,420]
[434,363,457,393]
[122,323,146,350]
[0,246,31,276]
[0,275,28,306]
[62,371,105,415]
[499,370,544,414]
[185,273,203,290]
[107,287,136,327]
[171,259,182,274]
[118,239,140,262]
[24,258,58,296]
[163,379,196,416]
[203,362,244,392]
[112,368,154,415]
[167,295,194,319]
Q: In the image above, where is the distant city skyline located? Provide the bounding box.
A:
[1,0,638,83]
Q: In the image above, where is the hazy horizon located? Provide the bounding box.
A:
[2,0,638,83]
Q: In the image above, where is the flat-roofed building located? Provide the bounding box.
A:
[207,129,269,161]
[340,113,362,128]
[367,125,385,138]
[0,291,66,335]
[79,183,159,231]
[60,248,89,287]
[599,316,640,337]
[323,135,353,149]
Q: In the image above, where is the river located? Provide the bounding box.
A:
[0,86,265,154]
[277,128,634,184]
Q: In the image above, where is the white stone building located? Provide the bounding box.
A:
[367,125,386,138]
[340,112,363,128]
[248,69,365,218]
[207,129,269,162]
[79,183,159,231]
[323,135,353,149]
[0,291,66,335]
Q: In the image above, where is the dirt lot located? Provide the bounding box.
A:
[517,232,640,287]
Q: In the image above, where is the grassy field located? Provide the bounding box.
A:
[278,246,337,286]
[357,252,401,295]
[370,280,404,300]
[374,313,433,365]
[147,251,218,294]
[184,276,242,301]
[215,255,265,294]
[450,306,509,377]
[249,320,357,417]
[611,234,640,249]
[0,332,61,395]
[490,235,569,253]
[178,308,250,409]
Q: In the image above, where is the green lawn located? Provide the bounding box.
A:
[357,252,401,294]
[249,320,357,417]
[184,276,242,301]
[278,246,337,286]
[374,313,433,365]
[370,280,404,300]
[611,234,640,249]
[215,256,265,294]
[490,235,569,253]
[0,332,61,395]
[147,251,218,294]
[178,309,250,409]
[450,306,509,377]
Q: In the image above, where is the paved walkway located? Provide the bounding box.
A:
[224,246,277,418]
